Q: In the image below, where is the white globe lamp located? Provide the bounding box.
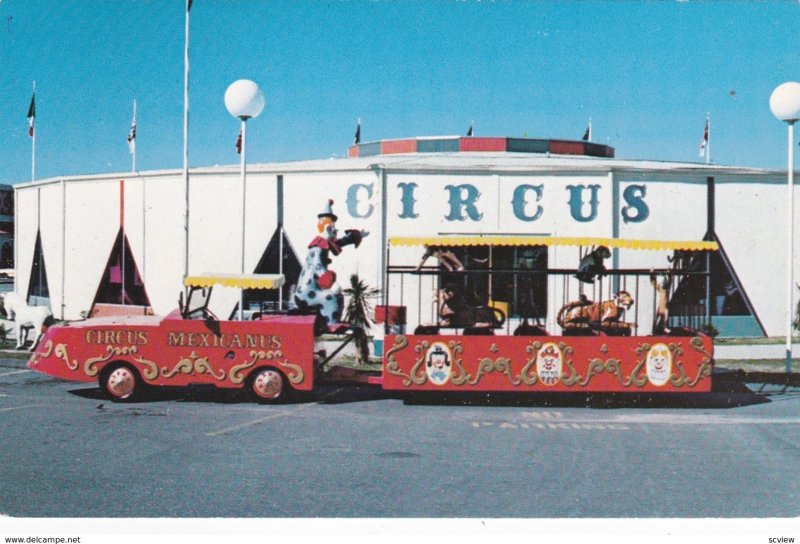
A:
[770,82,800,122]
[225,79,265,120]
[225,79,265,320]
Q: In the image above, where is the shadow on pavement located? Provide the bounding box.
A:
[402,370,771,409]
[69,382,390,406]
[68,368,787,409]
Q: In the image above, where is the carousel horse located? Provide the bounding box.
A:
[1,292,53,351]
[293,199,369,325]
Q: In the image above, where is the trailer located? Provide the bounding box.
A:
[378,235,717,395]
[26,235,718,402]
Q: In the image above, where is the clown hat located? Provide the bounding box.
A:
[318,199,338,222]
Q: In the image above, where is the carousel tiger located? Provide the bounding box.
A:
[556,291,635,328]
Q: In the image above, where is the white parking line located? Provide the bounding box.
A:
[206,411,294,436]
[0,404,45,413]
[0,369,31,377]
[206,388,345,436]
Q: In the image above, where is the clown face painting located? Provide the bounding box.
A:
[425,342,452,386]
[536,342,563,386]
[646,343,672,387]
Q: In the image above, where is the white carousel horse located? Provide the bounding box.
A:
[1,292,53,351]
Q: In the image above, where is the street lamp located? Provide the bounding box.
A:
[770,81,800,372]
[225,79,265,320]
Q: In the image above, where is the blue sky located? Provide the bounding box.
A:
[1,0,799,184]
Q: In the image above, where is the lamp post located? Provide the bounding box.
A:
[770,81,800,372]
[225,79,265,320]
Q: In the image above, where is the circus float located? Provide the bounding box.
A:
[25,196,718,401]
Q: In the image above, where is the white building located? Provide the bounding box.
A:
[13,136,794,340]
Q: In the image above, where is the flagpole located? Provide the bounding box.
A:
[31,81,36,182]
[182,0,190,280]
[132,99,137,172]
[706,112,711,165]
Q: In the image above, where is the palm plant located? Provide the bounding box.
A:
[343,274,380,364]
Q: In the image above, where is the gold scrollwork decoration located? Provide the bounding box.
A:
[277,358,304,384]
[467,357,518,386]
[84,345,141,377]
[189,352,226,381]
[230,358,256,384]
[449,341,476,386]
[669,360,713,387]
[668,338,713,387]
[635,343,652,357]
[230,350,303,385]
[132,356,160,380]
[603,358,625,385]
[626,358,649,387]
[39,340,54,358]
[160,356,194,379]
[689,336,713,361]
[384,336,427,386]
[515,341,542,386]
[563,358,606,387]
[54,343,80,371]
[29,340,54,368]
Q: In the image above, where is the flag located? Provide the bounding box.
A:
[187,0,193,11]
[354,120,361,145]
[466,124,473,137]
[236,130,242,154]
[27,93,35,137]
[699,117,709,157]
[582,121,591,142]
[127,103,136,155]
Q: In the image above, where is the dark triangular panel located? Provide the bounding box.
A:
[244,227,301,312]
[26,230,50,305]
[91,228,151,309]
[668,233,765,336]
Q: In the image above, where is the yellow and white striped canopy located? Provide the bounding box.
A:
[184,273,286,290]
[388,235,718,252]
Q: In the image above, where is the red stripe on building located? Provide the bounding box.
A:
[549,140,586,155]
[380,139,417,154]
[459,137,507,152]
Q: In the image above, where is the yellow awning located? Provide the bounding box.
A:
[184,273,286,290]
[389,236,718,251]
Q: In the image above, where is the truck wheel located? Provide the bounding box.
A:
[100,364,142,402]
[248,368,287,403]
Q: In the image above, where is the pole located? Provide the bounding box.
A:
[239,118,247,321]
[182,0,190,281]
[31,81,36,182]
[277,174,284,311]
[706,113,711,165]
[787,122,795,372]
[131,99,137,173]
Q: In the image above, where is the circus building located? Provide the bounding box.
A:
[11,135,796,348]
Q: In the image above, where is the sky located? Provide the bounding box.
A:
[1,0,800,185]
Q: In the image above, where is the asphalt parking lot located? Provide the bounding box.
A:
[1,351,799,519]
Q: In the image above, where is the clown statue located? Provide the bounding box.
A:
[293,199,369,325]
